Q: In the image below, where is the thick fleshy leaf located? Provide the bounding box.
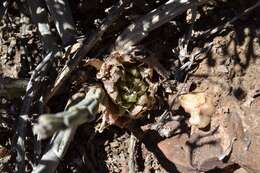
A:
[97,51,158,119]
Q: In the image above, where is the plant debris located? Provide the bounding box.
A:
[0,0,260,173]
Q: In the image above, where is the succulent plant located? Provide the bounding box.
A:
[33,85,106,139]
[97,52,157,119]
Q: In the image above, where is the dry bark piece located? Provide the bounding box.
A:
[83,58,104,70]
[157,133,194,172]
[179,92,215,128]
[157,127,231,172]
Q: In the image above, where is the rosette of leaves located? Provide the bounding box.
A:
[97,52,157,119]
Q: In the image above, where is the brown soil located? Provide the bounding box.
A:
[0,0,260,173]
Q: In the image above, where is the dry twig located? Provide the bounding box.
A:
[128,133,139,173]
